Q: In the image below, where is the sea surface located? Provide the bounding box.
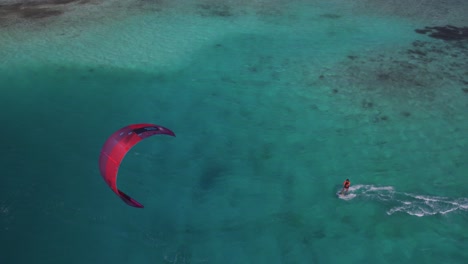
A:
[0,1,467,263]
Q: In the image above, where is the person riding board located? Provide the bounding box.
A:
[340,179,351,195]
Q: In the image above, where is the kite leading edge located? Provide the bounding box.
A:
[98,123,175,208]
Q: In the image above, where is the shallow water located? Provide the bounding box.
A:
[1,1,467,263]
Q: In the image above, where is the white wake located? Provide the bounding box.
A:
[338,184,468,217]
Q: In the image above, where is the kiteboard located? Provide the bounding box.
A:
[336,189,356,200]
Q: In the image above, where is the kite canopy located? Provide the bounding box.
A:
[99,123,175,208]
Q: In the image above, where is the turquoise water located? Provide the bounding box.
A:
[1,1,467,263]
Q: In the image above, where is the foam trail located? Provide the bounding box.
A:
[342,184,468,217]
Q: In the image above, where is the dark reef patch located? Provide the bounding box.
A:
[199,162,226,191]
[407,49,426,57]
[415,25,468,41]
[401,111,411,117]
[197,3,233,17]
[20,7,63,19]
[376,72,391,82]
[0,0,88,20]
[371,113,389,123]
[361,100,374,109]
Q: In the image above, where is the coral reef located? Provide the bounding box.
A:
[0,0,89,20]
[415,25,468,41]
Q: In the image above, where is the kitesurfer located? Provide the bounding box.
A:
[340,179,351,195]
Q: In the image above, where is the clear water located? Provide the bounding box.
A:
[1,1,467,263]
